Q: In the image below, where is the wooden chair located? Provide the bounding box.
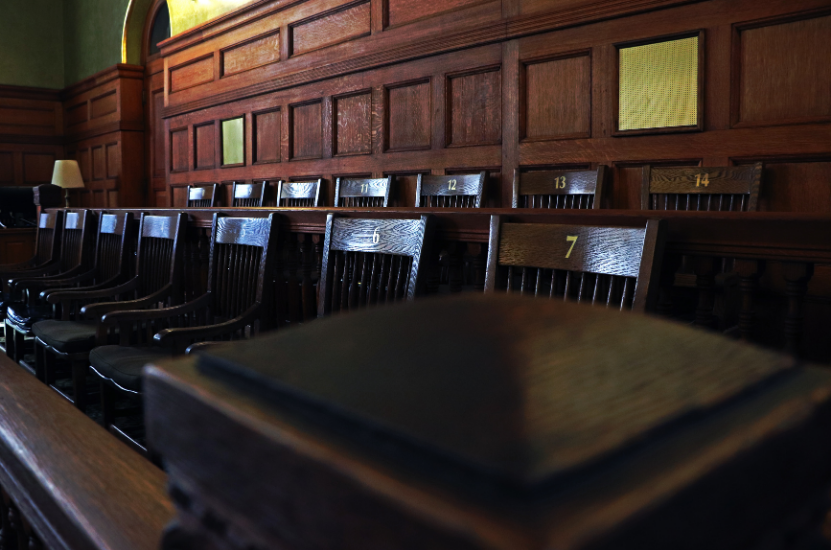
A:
[186,184,218,208]
[36,212,187,412]
[0,210,63,326]
[415,172,486,208]
[231,181,266,207]
[89,213,279,451]
[318,214,429,317]
[512,167,607,209]
[334,177,392,207]
[30,212,134,406]
[4,210,95,365]
[276,179,322,207]
[641,163,762,211]
[484,216,664,313]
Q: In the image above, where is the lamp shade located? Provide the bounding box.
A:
[51,160,85,189]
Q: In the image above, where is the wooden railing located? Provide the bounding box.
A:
[47,207,831,363]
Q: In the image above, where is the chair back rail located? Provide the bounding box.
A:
[318,214,429,317]
[276,180,322,207]
[416,172,486,208]
[34,211,62,267]
[334,177,393,207]
[135,213,187,300]
[186,184,218,208]
[231,181,267,208]
[641,163,762,212]
[484,216,664,313]
[92,212,134,285]
[512,167,607,209]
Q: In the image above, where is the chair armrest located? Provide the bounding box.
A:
[15,268,96,294]
[0,256,38,272]
[154,304,262,353]
[48,277,139,305]
[100,292,212,326]
[40,274,121,301]
[3,261,61,283]
[81,284,178,320]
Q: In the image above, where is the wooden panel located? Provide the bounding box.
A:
[387,0,485,27]
[153,91,166,177]
[0,107,54,129]
[65,102,88,126]
[195,123,217,169]
[335,92,371,155]
[106,143,120,178]
[447,68,501,147]
[0,152,13,183]
[254,109,281,164]
[92,146,106,180]
[291,101,322,160]
[739,14,831,125]
[22,153,54,184]
[171,128,189,172]
[387,80,431,151]
[222,30,281,77]
[91,91,118,119]
[170,56,215,93]
[78,149,91,181]
[758,160,831,213]
[523,53,591,140]
[291,1,371,57]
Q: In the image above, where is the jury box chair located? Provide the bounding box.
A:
[484,215,665,313]
[32,212,187,411]
[415,172,486,208]
[276,179,323,207]
[334,177,393,207]
[512,166,607,209]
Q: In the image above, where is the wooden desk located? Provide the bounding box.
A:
[0,228,35,264]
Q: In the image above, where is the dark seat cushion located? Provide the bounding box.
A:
[33,320,97,354]
[6,303,52,330]
[89,345,171,392]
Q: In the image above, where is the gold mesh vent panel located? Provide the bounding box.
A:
[619,36,699,131]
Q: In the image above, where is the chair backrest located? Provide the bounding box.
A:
[276,179,322,207]
[231,181,266,207]
[33,210,63,266]
[334,177,392,207]
[484,216,664,313]
[187,184,218,208]
[59,210,95,272]
[512,167,607,209]
[92,212,134,284]
[641,163,762,212]
[135,213,187,300]
[318,214,429,317]
[415,172,486,208]
[206,214,279,324]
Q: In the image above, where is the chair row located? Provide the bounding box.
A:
[186,162,763,212]
[1,206,664,456]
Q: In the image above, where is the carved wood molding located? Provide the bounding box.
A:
[161,0,696,119]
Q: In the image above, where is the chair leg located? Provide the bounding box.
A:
[100,381,116,429]
[12,329,24,364]
[71,361,88,413]
[4,321,12,359]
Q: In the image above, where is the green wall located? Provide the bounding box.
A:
[0,0,64,89]
[63,0,131,86]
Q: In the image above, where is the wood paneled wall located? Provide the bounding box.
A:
[0,86,62,188]
[157,0,831,211]
[63,65,146,207]
[0,65,146,208]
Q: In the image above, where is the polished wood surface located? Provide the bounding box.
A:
[0,352,173,550]
[146,294,831,549]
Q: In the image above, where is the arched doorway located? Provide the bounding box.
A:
[142,0,171,206]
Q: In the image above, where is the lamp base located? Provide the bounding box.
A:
[64,189,71,208]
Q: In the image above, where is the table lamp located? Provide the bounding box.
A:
[51,160,85,207]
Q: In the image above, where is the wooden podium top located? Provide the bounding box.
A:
[145,295,831,550]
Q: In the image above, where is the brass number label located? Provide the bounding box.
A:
[360,183,369,193]
[372,228,380,244]
[566,235,578,258]
[695,174,710,188]
[556,176,567,189]
[447,179,457,191]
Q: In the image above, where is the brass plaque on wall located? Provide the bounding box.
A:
[222,117,245,166]
[619,35,699,132]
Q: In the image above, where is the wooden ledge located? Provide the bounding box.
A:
[0,354,173,550]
